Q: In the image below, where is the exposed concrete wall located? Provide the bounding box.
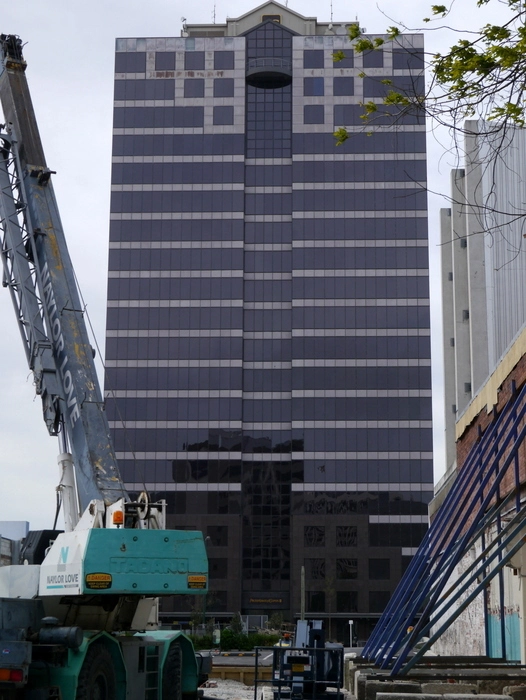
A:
[430,548,486,657]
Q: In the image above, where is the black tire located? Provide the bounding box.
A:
[76,642,117,700]
[162,641,182,700]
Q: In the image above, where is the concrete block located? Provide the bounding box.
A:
[376,694,440,700]
[504,687,526,700]
[356,675,367,700]
[421,685,477,695]
[364,680,421,700]
[444,696,513,700]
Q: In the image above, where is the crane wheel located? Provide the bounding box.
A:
[75,642,116,700]
[162,641,182,700]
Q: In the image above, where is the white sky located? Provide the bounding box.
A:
[0,0,502,530]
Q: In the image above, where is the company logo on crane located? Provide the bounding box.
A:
[41,262,80,427]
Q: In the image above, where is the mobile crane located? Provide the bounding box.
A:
[0,34,209,699]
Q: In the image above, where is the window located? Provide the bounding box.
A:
[362,49,383,68]
[305,558,325,580]
[369,591,390,613]
[213,106,234,125]
[214,51,235,70]
[304,525,325,546]
[369,558,391,580]
[185,51,205,70]
[307,591,325,612]
[336,558,358,579]
[115,52,146,73]
[304,50,324,68]
[333,76,354,96]
[336,591,358,613]
[304,105,324,124]
[393,48,425,70]
[334,51,353,68]
[207,590,228,612]
[214,78,234,97]
[304,77,324,96]
[336,526,357,546]
[208,557,228,579]
[184,79,204,97]
[155,52,175,70]
[207,525,228,546]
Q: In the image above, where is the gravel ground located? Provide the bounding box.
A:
[200,679,259,700]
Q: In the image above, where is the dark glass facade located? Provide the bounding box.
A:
[107,13,432,641]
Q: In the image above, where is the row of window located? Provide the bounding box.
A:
[302,557,391,581]
[303,75,424,98]
[113,100,423,130]
[111,423,432,449]
[111,159,426,186]
[114,47,424,75]
[108,248,429,271]
[109,218,243,242]
[167,455,432,485]
[111,187,427,214]
[115,76,426,103]
[106,306,430,331]
[334,104,424,127]
[120,457,432,490]
[111,131,426,156]
[113,105,232,128]
[301,490,432,513]
[108,217,427,243]
[304,47,424,70]
[107,366,431,392]
[112,133,245,156]
[105,336,431,362]
[113,131,426,158]
[306,590,388,614]
[109,394,431,418]
[107,276,430,302]
[115,50,235,74]
[144,491,414,528]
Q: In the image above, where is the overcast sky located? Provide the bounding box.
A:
[0,0,501,530]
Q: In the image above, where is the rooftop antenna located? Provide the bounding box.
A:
[330,0,333,22]
[212,3,216,23]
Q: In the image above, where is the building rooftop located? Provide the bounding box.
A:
[183,1,361,37]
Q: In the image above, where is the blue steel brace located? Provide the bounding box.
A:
[362,379,526,674]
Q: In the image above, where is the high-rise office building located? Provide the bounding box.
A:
[106,1,432,640]
[441,121,526,474]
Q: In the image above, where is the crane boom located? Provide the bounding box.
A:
[0,37,210,698]
[0,34,127,510]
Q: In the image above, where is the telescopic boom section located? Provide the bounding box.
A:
[0,35,128,510]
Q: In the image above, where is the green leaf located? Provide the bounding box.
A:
[333,127,349,146]
[347,23,361,40]
[354,38,375,52]
[333,50,347,63]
